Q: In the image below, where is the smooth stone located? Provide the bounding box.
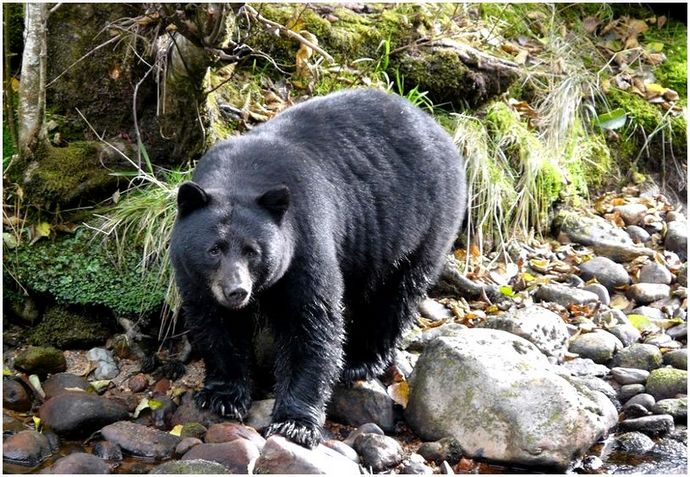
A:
[619,415,675,435]
[615,203,648,225]
[86,348,119,380]
[204,422,265,450]
[353,433,405,472]
[2,430,52,466]
[46,452,110,474]
[14,346,66,376]
[343,422,384,447]
[480,305,570,361]
[39,391,128,437]
[127,374,148,393]
[568,331,623,364]
[321,439,359,463]
[666,323,687,340]
[677,263,687,287]
[583,283,610,305]
[626,225,651,244]
[170,392,225,428]
[592,242,655,263]
[611,367,650,385]
[403,323,467,352]
[43,373,91,398]
[150,459,231,474]
[175,437,202,456]
[100,421,181,459]
[645,368,688,400]
[627,284,671,305]
[623,403,652,419]
[253,436,361,474]
[652,398,687,422]
[643,332,673,347]
[556,209,634,249]
[665,221,688,260]
[609,323,642,347]
[623,393,656,411]
[328,379,395,432]
[417,437,463,465]
[664,349,687,370]
[92,441,123,461]
[614,432,655,453]
[400,462,434,474]
[560,358,610,377]
[245,399,274,432]
[631,306,666,321]
[638,262,673,285]
[567,376,618,407]
[619,384,646,402]
[180,422,207,440]
[182,440,260,473]
[3,379,33,412]
[534,283,599,307]
[419,298,452,322]
[611,344,663,371]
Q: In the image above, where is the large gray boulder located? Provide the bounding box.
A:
[405,329,617,470]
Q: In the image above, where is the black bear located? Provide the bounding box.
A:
[169,88,466,448]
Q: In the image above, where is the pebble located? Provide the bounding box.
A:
[13,346,67,376]
[592,241,655,263]
[609,323,642,347]
[2,430,52,466]
[92,441,123,461]
[666,323,687,341]
[176,437,202,456]
[39,391,129,437]
[643,333,673,347]
[322,439,360,463]
[561,358,610,377]
[3,379,33,412]
[615,203,648,225]
[534,283,599,307]
[182,440,260,473]
[665,221,688,260]
[343,422,384,447]
[619,415,675,435]
[619,384,646,402]
[614,432,655,453]
[663,349,687,370]
[677,263,687,287]
[43,373,91,398]
[638,262,673,285]
[632,306,666,321]
[626,225,651,244]
[645,368,688,400]
[400,462,434,474]
[583,283,610,305]
[127,374,148,393]
[253,436,360,474]
[623,393,656,411]
[580,455,604,473]
[328,379,395,431]
[353,433,405,472]
[46,452,110,474]
[611,367,650,385]
[652,398,687,422]
[86,348,119,380]
[623,403,651,419]
[245,399,275,432]
[568,331,622,364]
[204,422,265,450]
[419,298,452,322]
[100,421,181,459]
[611,344,663,371]
[627,284,671,305]
[417,437,463,465]
[150,459,230,474]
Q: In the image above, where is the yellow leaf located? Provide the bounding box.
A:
[169,424,184,436]
[149,399,163,410]
[36,222,51,238]
[3,368,13,376]
[645,83,666,98]
[11,77,20,92]
[387,381,409,408]
[33,416,41,431]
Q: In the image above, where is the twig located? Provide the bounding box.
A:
[48,3,62,16]
[240,4,334,64]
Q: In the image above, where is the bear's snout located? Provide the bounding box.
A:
[223,285,249,308]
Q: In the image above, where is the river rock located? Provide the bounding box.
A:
[92,441,123,461]
[182,440,260,473]
[403,323,467,352]
[417,437,463,465]
[86,348,119,380]
[623,403,652,419]
[593,242,656,263]
[43,373,91,398]
[204,422,265,450]
[405,330,617,469]
[569,331,622,364]
[578,257,630,290]
[176,437,202,456]
[534,283,599,307]
[353,433,404,472]
[652,398,687,422]
[619,384,646,402]
[561,358,610,378]
[322,440,359,463]
[624,393,656,411]
[615,203,648,225]
[611,367,650,385]
[419,298,452,322]
[180,422,206,440]
[627,284,671,305]
[14,346,66,376]
[609,323,642,347]
[328,379,395,431]
[170,392,225,428]
[343,423,384,447]
[2,430,52,466]
[631,306,666,321]
[626,225,651,244]
[556,209,632,247]
[46,452,110,474]
[583,283,610,305]
[665,221,688,260]
[619,415,675,435]
[614,432,655,453]
[3,379,33,411]
[151,459,231,474]
[480,305,569,361]
[253,435,361,474]
[645,368,688,400]
[39,391,128,436]
[667,323,687,341]
[611,344,663,371]
[567,376,618,406]
[400,462,434,474]
[638,262,673,285]
[677,263,687,287]
[100,421,181,459]
[664,349,687,370]
[127,374,148,393]
[245,399,274,432]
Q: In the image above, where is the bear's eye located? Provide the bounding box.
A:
[243,245,260,259]
[208,245,222,257]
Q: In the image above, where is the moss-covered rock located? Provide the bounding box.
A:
[646,367,688,401]
[14,346,67,376]
[27,306,112,349]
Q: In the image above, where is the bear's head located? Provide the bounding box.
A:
[170,181,294,310]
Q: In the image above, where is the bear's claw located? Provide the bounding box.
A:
[265,420,321,449]
[194,388,250,421]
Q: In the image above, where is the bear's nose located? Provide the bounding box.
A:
[224,286,248,305]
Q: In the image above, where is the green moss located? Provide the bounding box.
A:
[27,306,112,349]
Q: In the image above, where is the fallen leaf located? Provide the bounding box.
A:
[29,374,45,399]
[657,15,667,28]
[387,381,409,408]
[169,424,184,436]
[33,416,41,431]
[583,16,600,34]
[645,83,666,99]
[626,314,653,331]
[133,397,151,418]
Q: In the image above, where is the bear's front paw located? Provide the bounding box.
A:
[264,420,322,449]
[195,387,251,421]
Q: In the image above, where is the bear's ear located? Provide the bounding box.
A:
[258,185,290,222]
[177,181,209,215]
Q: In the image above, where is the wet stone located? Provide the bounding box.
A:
[328,379,395,432]
[645,368,688,400]
[253,436,361,474]
[182,440,260,473]
[42,373,91,399]
[2,430,52,466]
[400,462,434,474]
[614,432,655,453]
[353,433,405,472]
[534,283,599,307]
[417,437,463,465]
[623,403,651,419]
[180,422,207,440]
[619,384,646,402]
[561,358,610,377]
[627,284,671,305]
[623,393,656,411]
[664,349,687,370]
[652,398,687,422]
[568,331,622,364]
[643,333,673,347]
[666,323,687,341]
[151,459,230,474]
[46,452,110,474]
[39,391,129,437]
[127,373,148,393]
[611,344,663,371]
[626,225,651,244]
[343,422,385,447]
[176,437,202,456]
[638,262,673,285]
[665,221,688,260]
[14,346,66,376]
[100,421,181,459]
[615,203,648,225]
[611,367,650,385]
[619,414,675,436]
[204,422,265,450]
[583,283,610,305]
[322,439,359,463]
[92,441,122,461]
[609,323,642,347]
[3,379,33,412]
[677,263,687,287]
[578,257,630,290]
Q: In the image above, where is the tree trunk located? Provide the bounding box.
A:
[17,2,48,159]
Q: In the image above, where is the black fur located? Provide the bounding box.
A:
[169,88,466,448]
